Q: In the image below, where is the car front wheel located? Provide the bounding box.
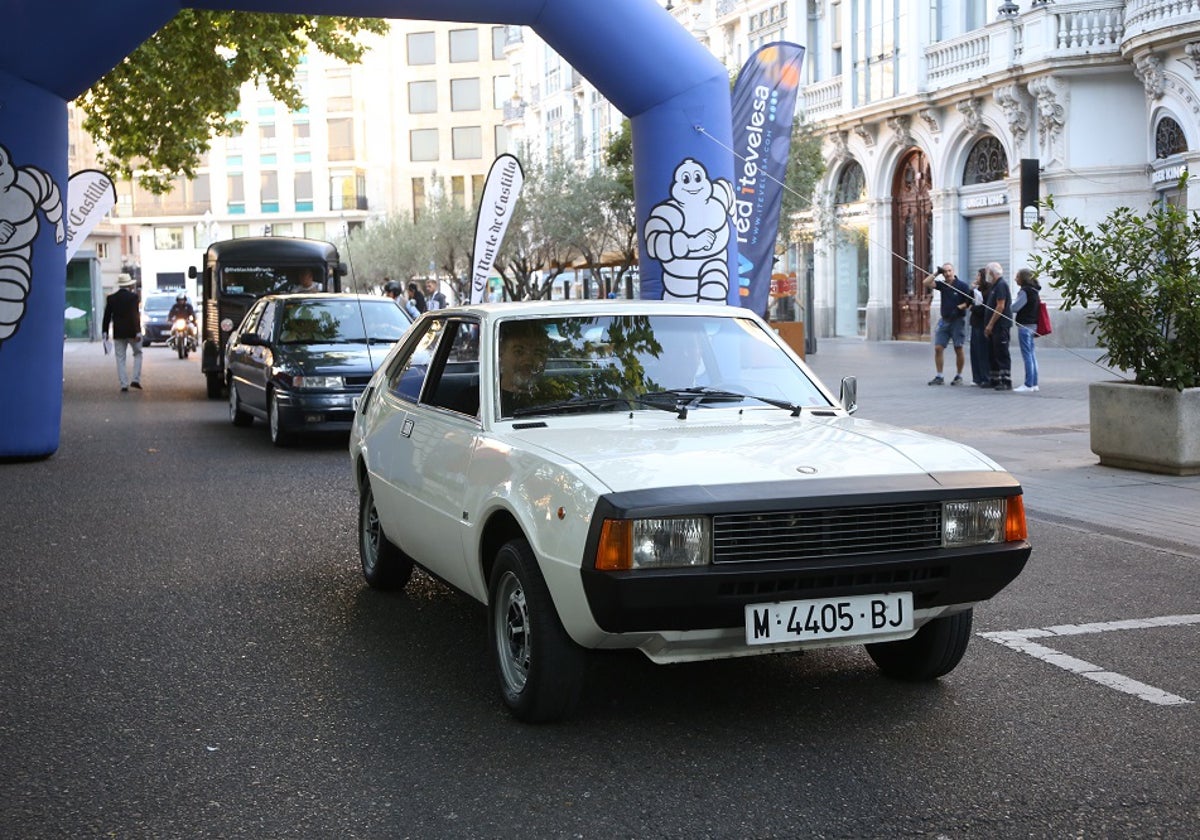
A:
[268,391,293,447]
[358,482,413,590]
[865,608,973,681]
[488,539,586,723]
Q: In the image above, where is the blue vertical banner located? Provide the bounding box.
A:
[729,42,806,314]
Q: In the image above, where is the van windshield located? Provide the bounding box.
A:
[219,265,319,296]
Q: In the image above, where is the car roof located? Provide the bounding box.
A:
[433,299,764,322]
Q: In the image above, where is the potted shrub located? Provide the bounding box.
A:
[1032,188,1200,475]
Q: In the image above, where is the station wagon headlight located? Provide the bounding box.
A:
[943,496,1027,546]
[595,517,711,570]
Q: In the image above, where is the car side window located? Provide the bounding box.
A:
[423,319,481,418]
[385,319,446,403]
[255,301,276,342]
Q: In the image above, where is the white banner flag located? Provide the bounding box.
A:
[470,154,524,304]
[65,170,116,261]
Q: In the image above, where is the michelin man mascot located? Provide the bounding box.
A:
[0,143,65,346]
[644,157,734,303]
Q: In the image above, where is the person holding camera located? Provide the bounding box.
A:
[922,262,971,385]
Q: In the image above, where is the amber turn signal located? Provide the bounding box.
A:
[595,520,632,570]
[1005,495,1028,542]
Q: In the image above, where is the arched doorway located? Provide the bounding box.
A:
[891,149,932,340]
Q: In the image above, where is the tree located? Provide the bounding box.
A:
[601,119,639,291]
[496,149,581,301]
[423,189,476,304]
[779,117,827,249]
[77,11,388,193]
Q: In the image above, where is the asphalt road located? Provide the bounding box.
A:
[1,343,1197,838]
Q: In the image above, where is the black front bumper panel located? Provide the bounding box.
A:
[579,471,1032,633]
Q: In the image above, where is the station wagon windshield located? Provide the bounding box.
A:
[497,314,832,419]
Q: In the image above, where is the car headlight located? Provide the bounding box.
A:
[595,517,711,570]
[291,375,345,390]
[943,496,1026,546]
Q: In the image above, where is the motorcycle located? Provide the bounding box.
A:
[168,317,198,359]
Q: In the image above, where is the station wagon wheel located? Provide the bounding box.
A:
[357,481,413,590]
[865,608,973,681]
[488,539,586,723]
[268,390,293,447]
[228,380,253,427]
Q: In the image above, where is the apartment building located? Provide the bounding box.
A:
[82,19,512,303]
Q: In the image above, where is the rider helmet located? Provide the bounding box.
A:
[176,291,187,301]
[384,280,403,298]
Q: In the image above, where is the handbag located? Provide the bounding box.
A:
[1035,301,1053,337]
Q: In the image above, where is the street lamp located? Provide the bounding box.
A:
[998,1,1019,18]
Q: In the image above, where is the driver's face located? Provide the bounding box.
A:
[500,334,547,392]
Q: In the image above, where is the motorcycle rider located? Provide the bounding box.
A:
[168,291,198,349]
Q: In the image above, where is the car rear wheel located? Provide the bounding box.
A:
[865,608,973,681]
[268,391,293,447]
[358,482,413,590]
[488,539,586,723]
[228,380,253,427]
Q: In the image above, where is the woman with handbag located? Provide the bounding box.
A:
[1012,268,1041,393]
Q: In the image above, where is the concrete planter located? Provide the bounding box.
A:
[1089,381,1200,475]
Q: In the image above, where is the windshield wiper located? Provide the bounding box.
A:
[510,395,678,418]
[642,387,804,419]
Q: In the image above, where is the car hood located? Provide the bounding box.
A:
[276,343,394,374]
[505,411,1001,492]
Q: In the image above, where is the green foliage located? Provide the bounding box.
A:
[778,117,827,249]
[1031,190,1200,390]
[77,11,387,193]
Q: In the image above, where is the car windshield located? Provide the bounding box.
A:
[220,265,321,296]
[144,294,176,313]
[278,299,411,344]
[496,314,832,419]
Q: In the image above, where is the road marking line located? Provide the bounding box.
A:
[979,614,1200,707]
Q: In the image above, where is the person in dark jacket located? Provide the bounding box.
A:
[982,262,1013,391]
[1012,267,1041,392]
[968,266,991,387]
[101,274,143,392]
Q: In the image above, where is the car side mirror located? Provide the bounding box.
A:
[188,265,198,279]
[239,333,264,347]
[839,376,858,415]
[335,262,349,277]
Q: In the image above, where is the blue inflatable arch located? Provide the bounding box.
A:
[1,0,734,458]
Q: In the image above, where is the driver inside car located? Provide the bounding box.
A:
[498,320,550,417]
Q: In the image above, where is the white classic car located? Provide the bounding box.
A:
[349,300,1030,722]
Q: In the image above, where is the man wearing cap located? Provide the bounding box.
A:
[102,274,143,392]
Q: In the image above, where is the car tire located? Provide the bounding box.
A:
[488,539,587,723]
[268,390,293,447]
[358,482,413,590]
[142,337,151,348]
[865,608,973,681]
[228,381,253,427]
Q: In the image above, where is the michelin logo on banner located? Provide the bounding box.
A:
[729,42,806,315]
[470,154,524,304]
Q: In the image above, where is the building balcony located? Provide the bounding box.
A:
[1122,0,1200,56]
[801,76,842,121]
[503,100,526,122]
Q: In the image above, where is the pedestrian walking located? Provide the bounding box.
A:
[922,261,971,385]
[424,278,447,310]
[101,273,143,392]
[968,266,991,386]
[982,261,1013,391]
[1012,267,1041,392]
[404,282,427,319]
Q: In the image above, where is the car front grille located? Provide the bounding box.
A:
[712,502,942,564]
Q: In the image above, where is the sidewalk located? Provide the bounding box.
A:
[802,337,1200,559]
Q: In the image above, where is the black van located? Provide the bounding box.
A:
[190,237,345,398]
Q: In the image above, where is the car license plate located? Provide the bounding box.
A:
[744,592,913,646]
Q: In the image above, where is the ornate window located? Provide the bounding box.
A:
[1155,117,1187,159]
[835,161,867,204]
[963,136,1007,185]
